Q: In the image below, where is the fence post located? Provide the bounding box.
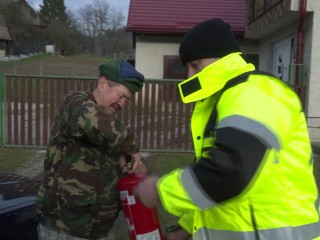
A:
[0,73,4,148]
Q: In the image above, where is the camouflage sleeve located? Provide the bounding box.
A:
[64,96,139,154]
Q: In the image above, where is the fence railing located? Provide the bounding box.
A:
[0,74,194,152]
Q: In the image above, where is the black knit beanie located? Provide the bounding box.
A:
[179,18,241,65]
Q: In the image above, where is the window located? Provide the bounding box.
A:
[162,56,187,101]
[163,56,187,79]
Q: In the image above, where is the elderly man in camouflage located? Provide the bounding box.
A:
[36,59,147,240]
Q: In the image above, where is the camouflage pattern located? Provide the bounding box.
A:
[36,90,140,239]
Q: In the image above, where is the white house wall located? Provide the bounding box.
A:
[306,5,320,141]
[135,40,180,79]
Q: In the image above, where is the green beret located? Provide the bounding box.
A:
[99,59,145,93]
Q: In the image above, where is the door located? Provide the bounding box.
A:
[273,38,293,83]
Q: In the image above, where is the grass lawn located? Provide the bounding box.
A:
[0,53,110,77]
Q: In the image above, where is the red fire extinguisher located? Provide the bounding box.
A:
[118,173,164,240]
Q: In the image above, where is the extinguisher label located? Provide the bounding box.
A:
[119,190,137,205]
[119,190,129,201]
[127,195,136,205]
[136,229,161,240]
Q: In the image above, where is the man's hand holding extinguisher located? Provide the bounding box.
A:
[134,175,191,240]
[119,152,148,175]
[118,154,190,240]
[118,154,167,240]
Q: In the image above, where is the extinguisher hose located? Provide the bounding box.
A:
[165,224,181,233]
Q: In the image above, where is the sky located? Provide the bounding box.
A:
[26,0,130,17]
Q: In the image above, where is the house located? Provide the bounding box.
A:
[0,14,12,57]
[245,0,320,140]
[0,0,42,25]
[127,0,320,141]
[126,0,256,79]
[0,0,44,56]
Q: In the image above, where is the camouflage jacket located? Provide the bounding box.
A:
[36,90,140,239]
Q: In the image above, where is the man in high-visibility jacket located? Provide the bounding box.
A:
[135,18,320,240]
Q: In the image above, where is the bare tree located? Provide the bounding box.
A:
[110,10,126,31]
[76,0,110,54]
[104,10,129,57]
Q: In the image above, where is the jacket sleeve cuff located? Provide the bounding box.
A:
[178,212,194,234]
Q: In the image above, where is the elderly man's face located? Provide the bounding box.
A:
[96,77,132,115]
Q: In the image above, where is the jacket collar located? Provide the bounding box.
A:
[178,53,255,103]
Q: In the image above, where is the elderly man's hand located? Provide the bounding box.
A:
[119,153,148,175]
[131,152,148,174]
[134,175,160,208]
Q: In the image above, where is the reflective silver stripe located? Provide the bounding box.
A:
[181,167,218,209]
[193,228,210,240]
[217,115,281,150]
[194,221,320,240]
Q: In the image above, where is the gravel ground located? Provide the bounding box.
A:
[14,149,46,178]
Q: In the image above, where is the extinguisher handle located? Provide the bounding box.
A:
[125,154,133,170]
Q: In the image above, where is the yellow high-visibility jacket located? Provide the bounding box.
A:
[157,53,320,240]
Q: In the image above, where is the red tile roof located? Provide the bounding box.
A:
[127,0,246,36]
